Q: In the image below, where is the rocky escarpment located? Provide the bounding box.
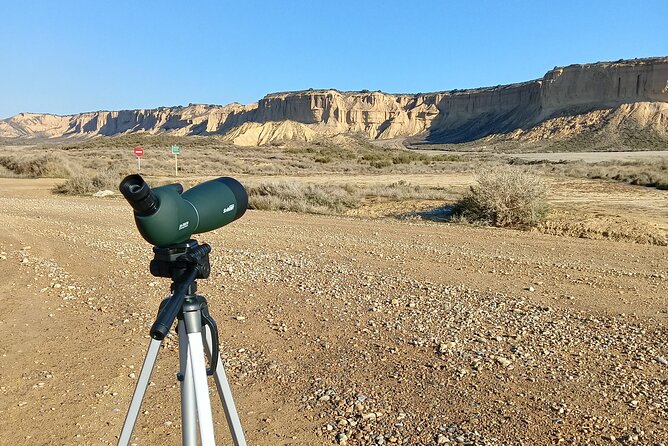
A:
[0,103,257,138]
[1,57,667,145]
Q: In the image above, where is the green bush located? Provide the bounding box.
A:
[453,167,549,228]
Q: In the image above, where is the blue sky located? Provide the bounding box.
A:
[1,0,667,119]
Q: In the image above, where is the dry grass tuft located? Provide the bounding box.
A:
[247,180,451,215]
[0,153,80,178]
[513,159,668,190]
[248,182,360,214]
[53,168,123,195]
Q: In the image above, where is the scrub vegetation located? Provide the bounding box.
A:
[0,135,666,243]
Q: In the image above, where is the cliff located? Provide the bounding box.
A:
[1,57,667,145]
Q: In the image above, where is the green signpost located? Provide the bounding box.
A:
[171,145,181,175]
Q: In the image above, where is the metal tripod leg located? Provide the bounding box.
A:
[183,307,216,446]
[178,320,198,446]
[118,338,162,446]
[118,291,248,445]
[204,324,248,446]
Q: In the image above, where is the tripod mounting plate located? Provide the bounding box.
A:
[150,239,211,281]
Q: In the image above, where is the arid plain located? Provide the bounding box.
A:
[0,136,666,445]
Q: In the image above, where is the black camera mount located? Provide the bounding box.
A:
[148,240,219,375]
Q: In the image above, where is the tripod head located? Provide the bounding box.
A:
[151,240,211,291]
[149,239,211,340]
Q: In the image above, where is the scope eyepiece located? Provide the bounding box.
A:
[120,174,159,216]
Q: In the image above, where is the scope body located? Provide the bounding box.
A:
[120,175,247,247]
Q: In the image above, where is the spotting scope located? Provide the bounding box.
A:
[120,174,247,247]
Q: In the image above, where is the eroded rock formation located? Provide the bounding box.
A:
[1,57,667,145]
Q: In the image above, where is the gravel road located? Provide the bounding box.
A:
[0,179,665,445]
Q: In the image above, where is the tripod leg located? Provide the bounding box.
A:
[178,320,198,446]
[204,325,248,446]
[187,331,217,445]
[118,338,162,446]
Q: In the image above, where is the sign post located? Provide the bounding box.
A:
[171,145,181,176]
[134,147,144,172]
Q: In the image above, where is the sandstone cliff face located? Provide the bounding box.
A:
[253,90,443,139]
[2,57,667,145]
[496,102,668,143]
[64,103,258,137]
[540,59,668,113]
[0,113,71,138]
[0,104,257,139]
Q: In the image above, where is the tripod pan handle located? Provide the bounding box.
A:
[150,267,198,340]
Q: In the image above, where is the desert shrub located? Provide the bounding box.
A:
[430,154,465,162]
[531,159,668,190]
[370,159,393,169]
[392,153,415,164]
[53,174,100,195]
[0,153,79,178]
[364,181,449,200]
[0,164,15,177]
[453,167,549,228]
[361,152,388,162]
[53,168,123,195]
[390,152,466,165]
[285,147,316,154]
[246,180,452,216]
[247,182,361,214]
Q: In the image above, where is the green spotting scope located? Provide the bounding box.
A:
[120,174,248,247]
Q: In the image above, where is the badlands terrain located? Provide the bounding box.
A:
[0,55,667,445]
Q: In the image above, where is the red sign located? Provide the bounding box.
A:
[134,147,144,157]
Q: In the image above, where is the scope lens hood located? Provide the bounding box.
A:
[214,177,248,221]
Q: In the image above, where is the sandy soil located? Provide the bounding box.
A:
[0,179,666,445]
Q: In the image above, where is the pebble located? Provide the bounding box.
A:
[496,357,512,367]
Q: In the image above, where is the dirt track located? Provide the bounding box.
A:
[0,179,666,445]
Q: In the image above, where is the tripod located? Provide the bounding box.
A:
[118,240,247,446]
